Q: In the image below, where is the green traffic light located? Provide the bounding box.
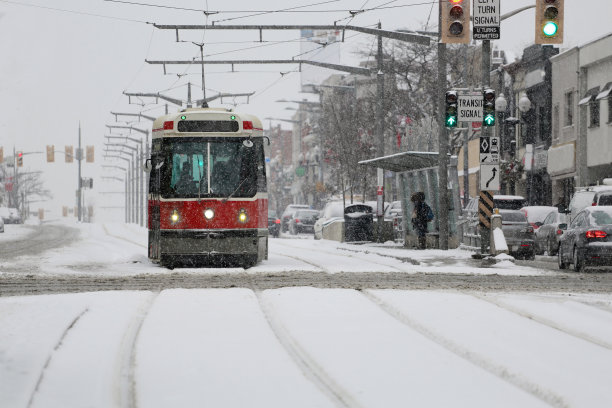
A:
[446,115,457,127]
[542,21,558,37]
[484,114,495,126]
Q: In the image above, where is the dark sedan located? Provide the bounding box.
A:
[288,209,320,235]
[499,210,535,260]
[268,210,280,238]
[558,206,612,272]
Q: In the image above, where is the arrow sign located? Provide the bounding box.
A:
[484,114,495,126]
[480,164,500,191]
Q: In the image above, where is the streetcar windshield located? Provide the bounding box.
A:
[160,138,264,199]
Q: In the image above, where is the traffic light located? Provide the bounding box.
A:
[440,0,470,44]
[17,151,23,167]
[483,88,496,127]
[86,145,94,163]
[65,145,73,163]
[445,91,459,128]
[46,145,55,162]
[535,0,564,44]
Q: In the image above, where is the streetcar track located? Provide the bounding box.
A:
[114,292,159,408]
[361,290,569,408]
[251,285,362,408]
[27,308,89,408]
[471,293,612,351]
[272,251,330,273]
[274,240,405,272]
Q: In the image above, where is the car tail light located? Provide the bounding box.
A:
[586,230,607,239]
[295,219,301,223]
[275,219,280,224]
[592,202,597,206]
[556,229,563,235]
[521,243,531,247]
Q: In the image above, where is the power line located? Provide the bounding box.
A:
[0,0,150,23]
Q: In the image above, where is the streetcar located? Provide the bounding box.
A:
[147,107,268,269]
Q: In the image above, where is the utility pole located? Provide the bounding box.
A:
[438,2,450,250]
[376,21,385,242]
[78,123,82,222]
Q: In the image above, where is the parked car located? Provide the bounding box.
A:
[499,209,535,260]
[8,208,22,224]
[268,210,280,238]
[592,191,612,206]
[0,216,4,233]
[280,204,310,233]
[567,186,612,222]
[0,207,11,224]
[558,206,612,272]
[520,206,558,230]
[384,200,402,221]
[314,201,345,240]
[464,195,527,218]
[288,209,320,235]
[534,209,568,255]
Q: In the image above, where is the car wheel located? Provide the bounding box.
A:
[558,248,568,270]
[572,247,584,272]
[527,250,535,261]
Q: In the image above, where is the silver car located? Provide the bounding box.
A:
[534,210,568,255]
[499,210,536,260]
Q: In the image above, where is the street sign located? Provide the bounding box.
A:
[480,163,500,191]
[479,136,500,164]
[457,93,483,122]
[473,0,500,40]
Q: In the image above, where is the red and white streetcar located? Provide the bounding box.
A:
[147,107,268,269]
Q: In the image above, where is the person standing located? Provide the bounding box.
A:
[411,192,433,249]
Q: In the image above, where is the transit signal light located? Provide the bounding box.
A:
[483,89,496,127]
[535,0,564,44]
[17,151,23,167]
[440,0,470,44]
[46,145,55,163]
[445,91,459,128]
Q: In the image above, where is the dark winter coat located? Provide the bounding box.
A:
[411,199,433,237]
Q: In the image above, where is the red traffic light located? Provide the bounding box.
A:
[18,152,23,157]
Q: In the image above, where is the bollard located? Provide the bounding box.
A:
[490,209,508,255]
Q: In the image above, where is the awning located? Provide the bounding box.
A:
[596,82,612,100]
[358,151,439,172]
[578,86,600,105]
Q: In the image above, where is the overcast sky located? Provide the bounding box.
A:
[0,0,610,218]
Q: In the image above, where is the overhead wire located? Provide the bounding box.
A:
[0,0,150,23]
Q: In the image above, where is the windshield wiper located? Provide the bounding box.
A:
[221,178,249,203]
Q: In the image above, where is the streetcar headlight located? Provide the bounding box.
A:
[204,208,215,220]
[171,210,180,223]
[238,209,248,223]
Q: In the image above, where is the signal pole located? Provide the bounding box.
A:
[438,1,450,249]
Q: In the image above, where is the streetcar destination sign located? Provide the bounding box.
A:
[473,0,500,40]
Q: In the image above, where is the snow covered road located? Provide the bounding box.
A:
[2,220,612,407]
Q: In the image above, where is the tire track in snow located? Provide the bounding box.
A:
[361,290,569,408]
[114,292,159,408]
[274,240,404,272]
[251,285,362,408]
[272,251,330,273]
[27,308,89,408]
[471,293,612,351]
[103,224,147,249]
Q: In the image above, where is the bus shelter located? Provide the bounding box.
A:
[359,151,461,248]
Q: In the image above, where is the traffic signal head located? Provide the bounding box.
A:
[47,145,55,163]
[445,91,458,128]
[483,89,496,127]
[17,151,23,167]
[535,0,564,44]
[441,0,470,44]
